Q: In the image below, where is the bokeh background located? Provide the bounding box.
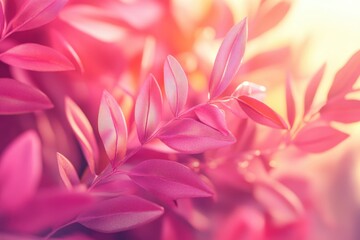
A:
[1,0,360,239]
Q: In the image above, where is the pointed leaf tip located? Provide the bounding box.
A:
[327,50,360,99]
[65,97,99,174]
[57,153,80,189]
[0,43,75,72]
[285,75,296,128]
[194,104,230,135]
[159,118,235,154]
[129,159,213,200]
[237,95,288,129]
[320,99,360,123]
[209,18,247,99]
[0,78,53,115]
[249,1,291,40]
[0,2,4,36]
[293,123,349,153]
[135,75,163,143]
[77,195,164,233]
[98,91,128,165]
[9,0,68,32]
[164,55,188,116]
[304,64,326,115]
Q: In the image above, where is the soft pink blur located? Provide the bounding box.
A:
[0,0,359,239]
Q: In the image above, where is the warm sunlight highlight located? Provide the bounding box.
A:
[0,1,359,239]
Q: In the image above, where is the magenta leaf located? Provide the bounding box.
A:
[303,64,326,115]
[0,78,53,114]
[164,55,188,116]
[0,43,75,71]
[90,173,138,195]
[320,99,360,123]
[0,2,4,36]
[194,104,229,135]
[5,190,95,233]
[77,195,164,233]
[129,159,213,200]
[237,95,288,129]
[65,97,99,174]
[293,122,349,153]
[285,75,296,128]
[254,179,304,226]
[50,29,84,72]
[209,18,247,99]
[98,91,128,166]
[135,75,163,144]
[57,153,80,189]
[0,131,41,212]
[8,0,67,32]
[327,50,360,99]
[159,118,235,154]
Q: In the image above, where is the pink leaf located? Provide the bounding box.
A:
[102,0,163,30]
[239,47,291,74]
[221,99,247,119]
[0,43,75,71]
[222,81,266,118]
[0,131,42,212]
[60,1,162,42]
[50,29,85,72]
[91,173,138,195]
[135,75,163,144]
[209,18,247,99]
[8,0,67,32]
[0,78,53,114]
[286,75,296,128]
[5,190,95,233]
[59,5,127,43]
[304,64,326,115]
[194,104,229,135]
[57,152,80,189]
[98,91,128,166]
[77,195,164,233]
[231,81,266,101]
[327,50,360,99]
[249,1,291,39]
[320,99,360,123]
[164,55,188,116]
[159,118,235,154]
[254,179,304,226]
[293,122,349,153]
[65,97,99,174]
[237,95,288,129]
[129,159,213,200]
[204,0,234,39]
[0,2,4,36]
